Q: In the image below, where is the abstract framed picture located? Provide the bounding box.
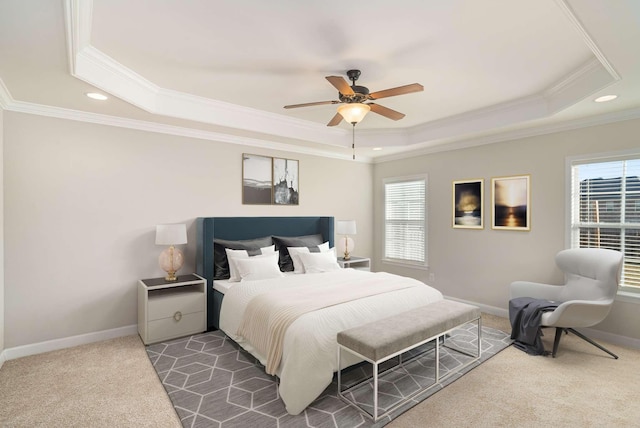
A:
[273,157,299,205]
[491,175,530,231]
[242,154,273,204]
[453,179,484,229]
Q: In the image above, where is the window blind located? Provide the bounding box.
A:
[384,178,426,264]
[571,158,640,290]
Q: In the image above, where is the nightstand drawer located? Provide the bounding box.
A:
[148,288,203,321]
[147,311,205,343]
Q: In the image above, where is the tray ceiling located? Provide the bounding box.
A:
[1,0,639,161]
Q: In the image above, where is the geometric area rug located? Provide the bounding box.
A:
[146,325,512,428]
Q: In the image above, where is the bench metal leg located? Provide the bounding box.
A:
[441,317,482,360]
[373,362,379,420]
[337,346,342,394]
[435,333,440,382]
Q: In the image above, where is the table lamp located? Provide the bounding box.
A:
[336,220,357,260]
[155,224,187,281]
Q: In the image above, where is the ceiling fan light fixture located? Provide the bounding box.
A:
[337,103,371,124]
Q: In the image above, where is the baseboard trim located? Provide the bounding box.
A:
[580,326,640,350]
[444,295,640,350]
[444,295,509,319]
[3,297,639,363]
[3,324,138,361]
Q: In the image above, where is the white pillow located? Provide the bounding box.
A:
[234,253,283,282]
[226,245,276,282]
[261,244,276,254]
[288,242,331,274]
[288,247,310,274]
[298,248,341,274]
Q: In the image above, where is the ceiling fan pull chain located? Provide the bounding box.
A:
[352,123,356,160]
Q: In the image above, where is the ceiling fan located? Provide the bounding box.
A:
[284,69,424,126]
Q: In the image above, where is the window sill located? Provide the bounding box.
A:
[381,259,429,270]
[616,290,640,304]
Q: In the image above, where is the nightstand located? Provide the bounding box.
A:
[137,273,207,345]
[337,256,371,271]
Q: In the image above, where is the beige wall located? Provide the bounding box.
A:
[373,118,640,342]
[4,109,639,350]
[3,112,373,348]
[0,108,4,358]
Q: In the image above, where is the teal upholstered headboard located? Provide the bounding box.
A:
[196,216,335,330]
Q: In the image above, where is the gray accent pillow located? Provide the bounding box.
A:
[213,236,273,280]
[272,234,324,272]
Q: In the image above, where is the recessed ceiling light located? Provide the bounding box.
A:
[86,92,108,101]
[594,95,617,103]
[372,147,383,151]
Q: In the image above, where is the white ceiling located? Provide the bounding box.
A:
[1,0,639,161]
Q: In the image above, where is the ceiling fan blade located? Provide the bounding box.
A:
[284,100,339,109]
[368,103,406,121]
[326,76,355,96]
[327,112,343,126]
[369,83,424,100]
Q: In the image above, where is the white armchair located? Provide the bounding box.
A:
[510,248,623,358]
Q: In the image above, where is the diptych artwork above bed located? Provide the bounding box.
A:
[242,153,299,205]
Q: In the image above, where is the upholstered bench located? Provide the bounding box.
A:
[337,299,482,421]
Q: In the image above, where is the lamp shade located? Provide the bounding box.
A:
[336,220,357,235]
[155,224,187,245]
[337,103,370,124]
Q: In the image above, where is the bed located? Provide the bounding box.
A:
[195,216,443,415]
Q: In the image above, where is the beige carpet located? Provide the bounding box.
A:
[1,314,639,427]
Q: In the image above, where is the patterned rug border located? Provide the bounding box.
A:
[147,325,512,428]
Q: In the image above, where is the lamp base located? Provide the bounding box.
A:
[337,236,355,261]
[159,245,184,282]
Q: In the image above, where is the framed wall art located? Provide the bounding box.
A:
[453,179,483,229]
[242,154,273,204]
[273,157,299,205]
[491,175,530,231]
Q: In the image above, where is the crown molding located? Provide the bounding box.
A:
[554,0,620,81]
[373,107,640,164]
[4,73,639,167]
[64,0,93,75]
[545,59,617,114]
[61,0,626,153]
[0,77,12,109]
[545,59,603,99]
[73,45,351,147]
[3,93,370,163]
[66,0,350,148]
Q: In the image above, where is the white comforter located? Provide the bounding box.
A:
[219,269,443,415]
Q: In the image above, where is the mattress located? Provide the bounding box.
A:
[213,272,296,294]
[212,279,233,294]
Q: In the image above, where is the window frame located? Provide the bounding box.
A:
[382,174,428,269]
[566,148,640,302]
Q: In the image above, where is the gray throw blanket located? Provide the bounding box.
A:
[509,297,560,355]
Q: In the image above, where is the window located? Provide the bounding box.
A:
[383,176,427,267]
[569,154,640,293]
